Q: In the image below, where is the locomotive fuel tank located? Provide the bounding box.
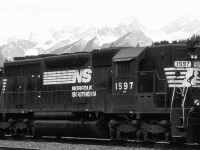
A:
[33,119,110,138]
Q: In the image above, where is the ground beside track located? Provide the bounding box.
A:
[0,137,198,150]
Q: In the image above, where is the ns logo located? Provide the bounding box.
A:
[43,68,92,85]
[73,69,92,83]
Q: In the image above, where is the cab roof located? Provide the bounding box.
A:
[113,47,146,62]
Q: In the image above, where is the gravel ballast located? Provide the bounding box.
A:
[0,139,161,150]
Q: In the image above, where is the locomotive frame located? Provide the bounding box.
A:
[0,44,200,144]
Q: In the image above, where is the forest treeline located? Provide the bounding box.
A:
[153,34,200,47]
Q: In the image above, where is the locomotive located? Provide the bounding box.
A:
[0,44,200,144]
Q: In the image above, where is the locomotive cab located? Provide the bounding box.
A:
[112,47,156,113]
[110,45,200,143]
[112,47,144,113]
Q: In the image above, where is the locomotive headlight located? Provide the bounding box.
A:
[194,100,200,106]
[191,54,198,59]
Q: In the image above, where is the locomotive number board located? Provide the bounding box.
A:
[113,79,135,94]
[174,61,191,67]
[115,82,133,91]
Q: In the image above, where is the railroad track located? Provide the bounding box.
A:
[0,146,38,150]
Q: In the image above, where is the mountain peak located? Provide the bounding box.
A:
[119,17,141,26]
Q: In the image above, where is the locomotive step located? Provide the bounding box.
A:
[173,135,186,138]
[180,116,200,121]
[176,126,185,132]
[172,132,186,138]
[179,117,185,119]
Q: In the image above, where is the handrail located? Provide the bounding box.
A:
[2,88,107,94]
[153,70,167,81]
[137,70,167,81]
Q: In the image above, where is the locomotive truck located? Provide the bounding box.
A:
[0,44,200,144]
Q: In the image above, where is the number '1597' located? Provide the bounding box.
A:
[115,82,133,90]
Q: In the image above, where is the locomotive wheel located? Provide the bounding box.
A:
[143,130,150,142]
[164,130,170,142]
[136,129,143,141]
[0,129,5,138]
[109,125,117,140]
[108,120,118,141]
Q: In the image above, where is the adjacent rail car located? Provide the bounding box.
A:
[0,45,200,144]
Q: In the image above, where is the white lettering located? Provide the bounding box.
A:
[115,81,134,91]
[82,69,92,83]
[74,70,82,83]
[89,85,92,90]
[72,92,77,97]
[72,85,93,91]
[75,91,97,97]
[71,84,96,97]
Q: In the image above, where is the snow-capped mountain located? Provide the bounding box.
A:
[2,15,200,63]
[159,15,200,41]
[41,18,152,54]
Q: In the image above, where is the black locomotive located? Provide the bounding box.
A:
[0,44,200,144]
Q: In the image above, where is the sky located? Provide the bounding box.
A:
[0,0,200,43]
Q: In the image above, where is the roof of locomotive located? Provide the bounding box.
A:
[5,45,190,67]
[113,47,146,62]
[4,52,91,67]
[148,43,187,48]
[4,57,43,67]
[4,47,129,67]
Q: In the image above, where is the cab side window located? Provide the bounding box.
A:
[115,61,130,77]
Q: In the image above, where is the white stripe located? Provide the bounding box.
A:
[164,68,187,71]
[44,76,73,80]
[165,72,187,75]
[169,84,184,87]
[167,80,184,83]
[44,81,74,85]
[166,76,185,79]
[165,72,175,75]
[44,74,74,77]
[169,85,200,88]
[193,85,200,87]
[164,68,175,71]
[44,70,77,75]
[44,79,73,82]
[44,73,74,76]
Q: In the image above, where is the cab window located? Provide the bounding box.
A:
[115,61,130,77]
